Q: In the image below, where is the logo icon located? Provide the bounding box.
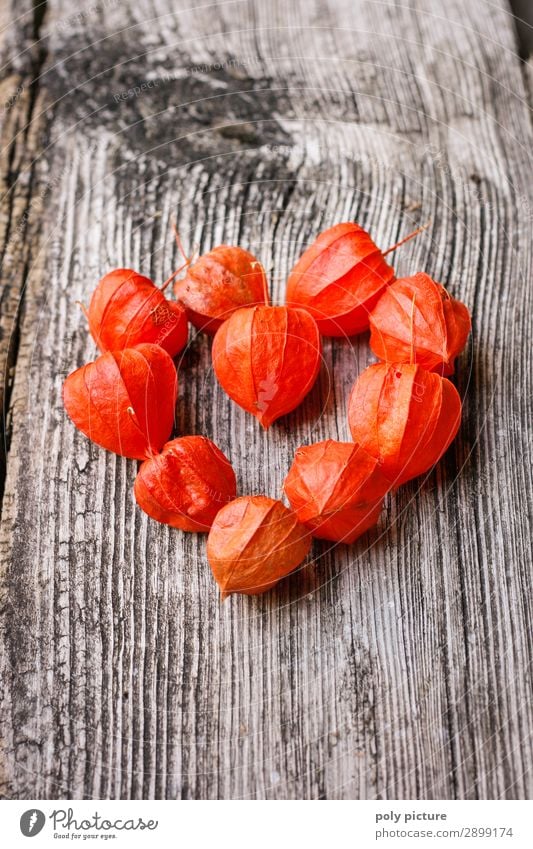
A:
[256,375,279,412]
[20,810,45,837]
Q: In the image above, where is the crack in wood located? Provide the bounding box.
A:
[0,0,50,505]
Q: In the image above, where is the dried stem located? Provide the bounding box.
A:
[160,221,195,291]
[382,220,431,257]
[172,220,190,263]
[160,259,192,292]
[75,300,90,322]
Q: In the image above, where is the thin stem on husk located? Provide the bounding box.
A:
[172,220,190,263]
[76,300,90,321]
[160,259,192,292]
[159,221,195,291]
[382,220,431,257]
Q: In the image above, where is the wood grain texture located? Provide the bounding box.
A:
[0,0,532,799]
[0,0,49,494]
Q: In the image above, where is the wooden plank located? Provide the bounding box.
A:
[0,1,50,494]
[0,0,532,799]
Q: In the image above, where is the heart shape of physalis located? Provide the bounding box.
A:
[206,495,311,598]
[174,245,268,334]
[369,272,471,375]
[134,435,237,531]
[348,362,462,486]
[284,440,391,543]
[87,267,189,358]
[212,304,322,428]
[63,343,177,460]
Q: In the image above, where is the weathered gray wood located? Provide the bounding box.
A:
[0,1,49,495]
[0,0,532,799]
